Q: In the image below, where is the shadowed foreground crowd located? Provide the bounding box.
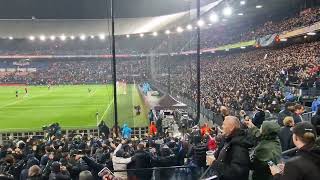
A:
[1,104,320,180]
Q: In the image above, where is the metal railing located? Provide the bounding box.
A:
[112,166,194,180]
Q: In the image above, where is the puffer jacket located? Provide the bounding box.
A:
[112,144,132,179]
[249,121,282,180]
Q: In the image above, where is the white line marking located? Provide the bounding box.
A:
[99,99,114,122]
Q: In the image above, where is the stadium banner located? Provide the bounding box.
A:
[215,40,256,50]
[13,61,30,66]
[28,68,37,72]
[256,34,278,47]
[279,21,320,38]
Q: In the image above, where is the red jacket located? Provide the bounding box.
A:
[149,124,157,136]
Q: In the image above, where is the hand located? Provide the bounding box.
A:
[121,139,126,144]
[269,165,281,176]
[243,119,255,128]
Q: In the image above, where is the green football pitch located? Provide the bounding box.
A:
[0,84,148,132]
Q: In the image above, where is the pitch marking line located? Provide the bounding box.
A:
[99,99,114,122]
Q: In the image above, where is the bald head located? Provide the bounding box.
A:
[222,116,241,137]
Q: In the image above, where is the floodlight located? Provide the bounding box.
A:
[39,35,46,41]
[176,27,183,33]
[80,34,86,40]
[209,13,219,23]
[29,36,35,41]
[223,7,232,16]
[99,34,105,40]
[197,20,205,27]
[60,35,66,41]
[50,35,56,41]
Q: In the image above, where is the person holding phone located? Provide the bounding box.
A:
[269,122,320,180]
[244,119,282,180]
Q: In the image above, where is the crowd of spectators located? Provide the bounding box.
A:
[0,101,320,180]
[0,59,149,85]
[154,41,320,112]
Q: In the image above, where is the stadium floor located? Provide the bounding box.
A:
[0,84,148,132]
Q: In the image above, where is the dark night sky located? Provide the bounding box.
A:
[0,0,206,19]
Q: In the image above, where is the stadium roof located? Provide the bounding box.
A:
[0,0,307,37]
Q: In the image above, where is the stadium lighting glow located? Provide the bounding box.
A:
[90,35,94,39]
[39,35,46,41]
[197,20,205,27]
[208,24,212,26]
[50,35,56,41]
[307,32,316,35]
[165,30,171,34]
[176,27,184,33]
[304,35,308,39]
[126,34,130,38]
[223,7,232,16]
[209,13,219,23]
[99,34,105,40]
[240,1,246,5]
[256,5,263,9]
[186,24,193,30]
[8,36,13,40]
[238,13,244,16]
[70,35,75,40]
[140,33,144,37]
[60,35,66,41]
[80,34,86,40]
[152,32,158,36]
[225,49,229,51]
[29,36,35,41]
[240,46,246,49]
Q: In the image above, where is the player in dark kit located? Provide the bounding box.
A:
[25,87,28,94]
[16,90,18,98]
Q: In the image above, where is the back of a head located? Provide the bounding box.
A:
[292,122,317,146]
[225,116,241,129]
[79,170,94,180]
[28,165,41,177]
[283,116,294,126]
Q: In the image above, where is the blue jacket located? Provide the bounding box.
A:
[122,124,132,139]
[312,98,320,112]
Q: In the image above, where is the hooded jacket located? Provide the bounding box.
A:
[273,140,320,180]
[121,124,132,139]
[212,130,253,180]
[249,121,282,180]
[112,144,132,179]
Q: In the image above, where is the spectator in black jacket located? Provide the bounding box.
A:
[278,117,295,152]
[132,143,152,180]
[270,122,320,180]
[311,108,320,135]
[48,161,70,180]
[151,145,176,179]
[277,103,295,126]
[252,105,266,128]
[211,116,253,180]
[292,104,304,124]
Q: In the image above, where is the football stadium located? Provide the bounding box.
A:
[0,0,320,179]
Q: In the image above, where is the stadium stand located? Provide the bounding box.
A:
[1,1,320,180]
